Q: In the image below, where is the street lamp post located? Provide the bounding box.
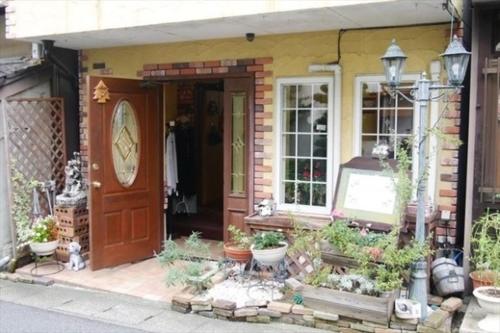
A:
[380,35,470,320]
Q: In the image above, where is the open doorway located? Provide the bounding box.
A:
[164,79,224,240]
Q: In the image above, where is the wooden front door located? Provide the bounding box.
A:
[88,76,162,270]
[223,78,254,240]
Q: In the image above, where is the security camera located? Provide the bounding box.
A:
[246,33,255,42]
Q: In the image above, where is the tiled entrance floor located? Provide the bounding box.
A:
[16,238,224,303]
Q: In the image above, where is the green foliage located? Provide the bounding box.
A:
[305,266,331,287]
[288,217,321,260]
[31,215,58,243]
[10,165,42,248]
[156,232,214,293]
[252,231,286,250]
[227,225,252,249]
[471,210,500,285]
[292,293,304,305]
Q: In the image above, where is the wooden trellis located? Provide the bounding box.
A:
[2,97,67,215]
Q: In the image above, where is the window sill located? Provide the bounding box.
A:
[244,211,331,233]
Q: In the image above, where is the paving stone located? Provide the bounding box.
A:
[244,299,268,307]
[197,310,216,319]
[190,295,213,306]
[212,299,236,310]
[172,293,193,306]
[216,315,229,321]
[314,310,339,321]
[258,308,281,318]
[15,274,33,284]
[267,301,292,313]
[315,321,340,331]
[351,322,376,332]
[363,321,388,328]
[339,319,358,327]
[428,294,444,306]
[246,315,271,323]
[390,321,417,331]
[339,328,361,333]
[32,276,54,286]
[213,307,233,317]
[171,304,190,313]
[280,315,295,325]
[292,304,313,315]
[440,297,463,313]
[374,329,403,333]
[191,304,212,312]
[303,314,316,326]
[210,272,225,284]
[234,307,258,317]
[285,277,304,291]
[423,309,449,329]
[0,273,7,280]
[417,317,452,333]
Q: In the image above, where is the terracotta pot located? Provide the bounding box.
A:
[29,240,58,256]
[470,271,497,289]
[223,243,252,262]
[251,241,288,266]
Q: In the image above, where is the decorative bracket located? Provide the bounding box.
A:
[93,80,110,104]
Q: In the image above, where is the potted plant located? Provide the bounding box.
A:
[223,225,252,262]
[250,231,288,266]
[29,215,59,256]
[469,210,500,289]
[469,210,500,332]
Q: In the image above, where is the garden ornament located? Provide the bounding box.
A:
[395,298,421,319]
[66,242,86,271]
[56,152,87,207]
[256,199,275,217]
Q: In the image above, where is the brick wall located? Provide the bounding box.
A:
[78,56,275,205]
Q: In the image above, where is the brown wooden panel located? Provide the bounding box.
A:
[103,212,122,246]
[131,207,148,241]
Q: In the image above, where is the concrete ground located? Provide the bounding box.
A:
[0,279,327,333]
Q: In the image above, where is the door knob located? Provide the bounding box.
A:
[91,181,102,189]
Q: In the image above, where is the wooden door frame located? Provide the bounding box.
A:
[154,73,255,241]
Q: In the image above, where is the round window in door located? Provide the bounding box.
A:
[111,100,140,187]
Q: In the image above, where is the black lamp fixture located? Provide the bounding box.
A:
[380,39,407,87]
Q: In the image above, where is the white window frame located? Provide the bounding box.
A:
[274,76,339,215]
[353,74,437,202]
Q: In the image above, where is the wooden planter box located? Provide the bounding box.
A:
[302,285,398,325]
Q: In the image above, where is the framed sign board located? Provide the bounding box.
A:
[333,157,400,231]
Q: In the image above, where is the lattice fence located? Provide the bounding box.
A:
[3,97,66,214]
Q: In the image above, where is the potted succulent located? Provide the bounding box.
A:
[469,210,500,289]
[469,211,500,332]
[250,231,288,266]
[29,215,59,256]
[223,225,252,262]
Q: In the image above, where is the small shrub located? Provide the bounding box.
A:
[253,231,286,250]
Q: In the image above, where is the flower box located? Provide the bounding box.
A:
[301,285,398,325]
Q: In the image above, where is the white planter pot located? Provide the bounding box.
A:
[473,286,500,333]
[29,240,58,256]
[251,241,288,266]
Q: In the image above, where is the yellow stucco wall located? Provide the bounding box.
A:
[85,24,448,162]
[83,24,459,213]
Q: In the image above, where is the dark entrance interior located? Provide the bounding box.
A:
[164,79,224,240]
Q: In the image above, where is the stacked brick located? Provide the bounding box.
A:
[54,206,89,262]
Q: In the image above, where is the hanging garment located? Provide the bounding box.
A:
[175,125,197,196]
[165,131,178,197]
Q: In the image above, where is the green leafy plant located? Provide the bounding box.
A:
[10,166,42,248]
[156,232,215,293]
[30,215,58,243]
[252,231,286,250]
[470,210,500,286]
[288,216,322,260]
[227,225,252,249]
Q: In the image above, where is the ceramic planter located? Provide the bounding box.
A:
[250,241,288,266]
[29,240,58,256]
[223,243,252,262]
[473,286,500,332]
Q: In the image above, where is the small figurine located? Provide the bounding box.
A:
[395,298,421,320]
[66,242,86,271]
[56,152,87,207]
[256,199,275,217]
